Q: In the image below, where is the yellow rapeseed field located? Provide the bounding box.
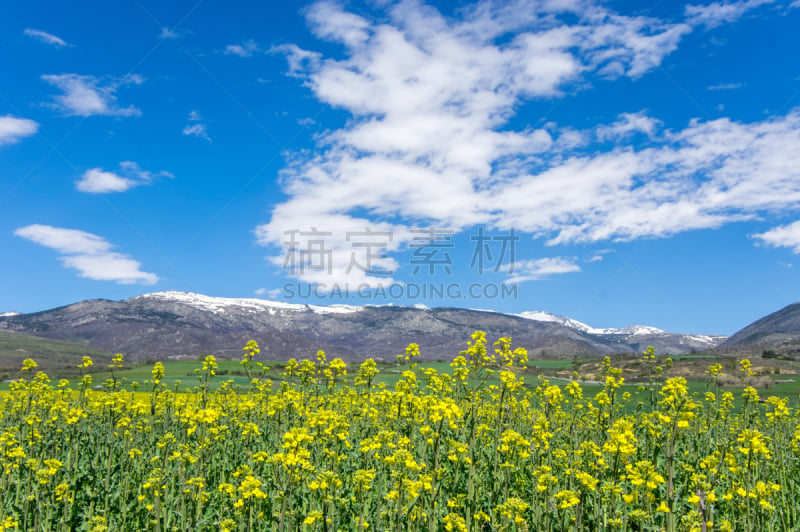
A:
[0,334,797,531]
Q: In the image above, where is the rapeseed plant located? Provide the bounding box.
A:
[0,342,798,531]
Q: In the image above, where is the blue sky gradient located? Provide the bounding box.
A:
[2,0,800,335]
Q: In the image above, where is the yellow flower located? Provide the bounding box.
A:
[88,516,108,532]
[304,511,323,525]
[603,418,637,457]
[1,516,19,530]
[443,513,466,532]
[238,475,266,499]
[554,490,579,509]
[152,362,165,383]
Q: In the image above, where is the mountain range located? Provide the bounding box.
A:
[0,291,732,362]
[720,302,800,353]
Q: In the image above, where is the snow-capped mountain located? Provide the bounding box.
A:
[516,310,721,347]
[516,311,669,336]
[515,311,600,333]
[135,291,362,316]
[0,312,20,318]
[0,291,727,360]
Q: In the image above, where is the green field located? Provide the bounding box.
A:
[0,331,112,377]
[2,333,797,409]
[4,352,796,411]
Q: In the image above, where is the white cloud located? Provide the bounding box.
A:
[753,220,800,253]
[15,225,112,255]
[587,249,615,262]
[257,0,691,285]
[182,110,211,141]
[256,215,405,288]
[160,27,178,39]
[225,40,260,57]
[685,0,784,28]
[75,161,173,193]
[271,44,321,76]
[183,124,211,141]
[504,257,581,284]
[23,28,70,47]
[596,112,661,140]
[182,111,211,141]
[707,82,743,90]
[41,73,143,117]
[76,169,137,193]
[305,0,371,48]
[14,225,158,284]
[255,288,282,298]
[255,0,800,288]
[0,116,39,146]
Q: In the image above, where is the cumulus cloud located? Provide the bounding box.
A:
[753,221,800,253]
[14,225,158,284]
[254,0,800,289]
[0,116,39,146]
[305,0,371,48]
[23,28,70,47]
[75,161,173,194]
[260,217,406,288]
[41,73,143,117]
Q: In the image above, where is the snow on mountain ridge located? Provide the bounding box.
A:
[516,311,669,336]
[515,311,599,333]
[612,325,668,336]
[130,292,719,342]
[131,291,362,315]
[0,312,20,318]
[678,334,727,346]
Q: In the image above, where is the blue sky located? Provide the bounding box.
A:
[2,0,800,336]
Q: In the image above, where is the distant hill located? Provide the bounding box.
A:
[721,302,800,350]
[0,291,726,362]
[0,331,113,378]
